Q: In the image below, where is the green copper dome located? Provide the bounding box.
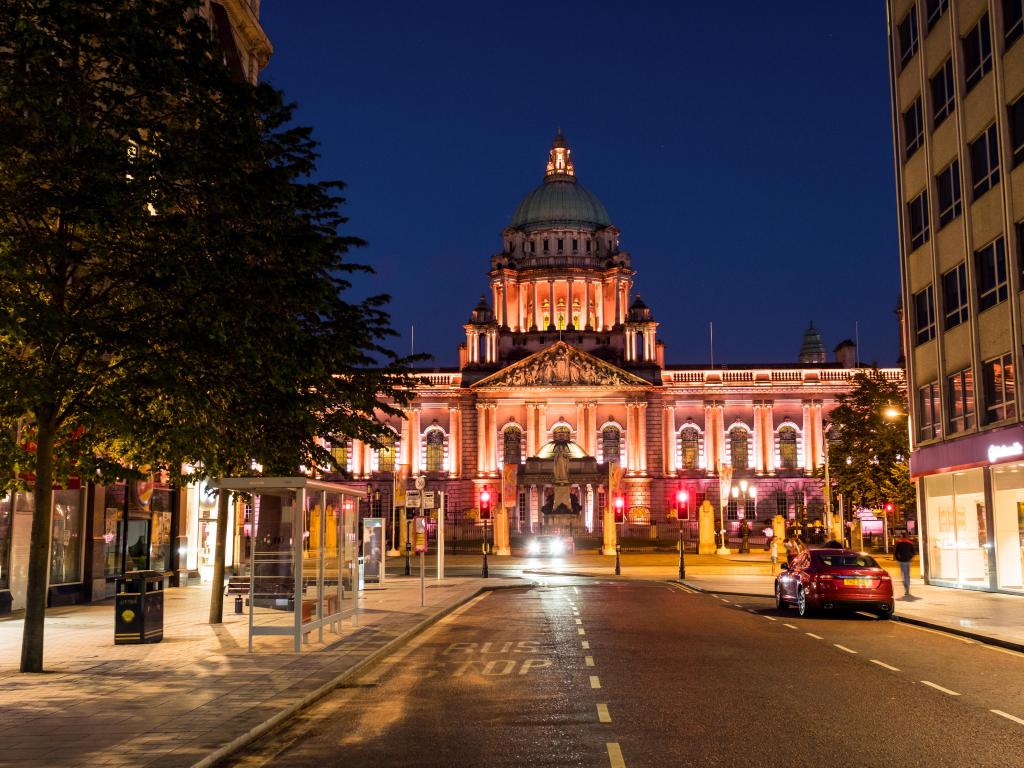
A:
[509,132,612,232]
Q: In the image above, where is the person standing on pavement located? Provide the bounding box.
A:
[894,535,916,597]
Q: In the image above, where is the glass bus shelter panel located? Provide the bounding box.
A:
[249,491,298,632]
[299,490,343,628]
[992,464,1024,592]
[340,498,359,591]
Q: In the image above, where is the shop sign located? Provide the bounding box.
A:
[987,442,1024,464]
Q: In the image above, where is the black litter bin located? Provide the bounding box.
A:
[115,570,165,644]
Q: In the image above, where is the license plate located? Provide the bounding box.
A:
[843,578,871,588]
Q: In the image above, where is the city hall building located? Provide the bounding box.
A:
[328,134,901,549]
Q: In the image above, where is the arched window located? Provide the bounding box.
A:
[425,429,445,472]
[377,431,396,473]
[503,426,522,465]
[729,427,749,470]
[679,427,700,470]
[602,426,621,464]
[778,426,798,470]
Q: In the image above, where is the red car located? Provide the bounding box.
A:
[775,549,894,619]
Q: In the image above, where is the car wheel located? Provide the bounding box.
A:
[797,587,813,618]
[775,582,788,610]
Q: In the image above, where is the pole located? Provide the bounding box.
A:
[404,518,411,576]
[615,542,621,576]
[437,492,445,581]
[419,547,425,606]
[677,523,685,579]
[482,519,489,578]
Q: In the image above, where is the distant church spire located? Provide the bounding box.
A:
[544,129,576,182]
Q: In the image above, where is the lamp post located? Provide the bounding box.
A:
[614,495,624,576]
[676,490,688,579]
[731,481,756,553]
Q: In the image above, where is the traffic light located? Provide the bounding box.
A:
[675,489,689,519]
[884,502,894,514]
[479,488,492,520]
[613,495,625,524]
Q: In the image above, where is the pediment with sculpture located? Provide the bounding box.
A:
[472,341,649,389]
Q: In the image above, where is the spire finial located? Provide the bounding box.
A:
[545,130,575,180]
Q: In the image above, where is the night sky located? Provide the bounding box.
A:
[261,2,899,369]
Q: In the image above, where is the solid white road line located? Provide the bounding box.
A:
[783,623,799,630]
[806,632,824,640]
[991,709,1024,726]
[983,644,1024,659]
[597,703,612,723]
[834,644,857,654]
[921,680,961,696]
[607,742,626,768]
[590,675,601,689]
[585,656,595,667]
[582,640,590,649]
[870,659,900,671]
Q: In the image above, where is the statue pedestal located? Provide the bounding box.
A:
[698,501,716,555]
[603,509,617,556]
[772,514,786,543]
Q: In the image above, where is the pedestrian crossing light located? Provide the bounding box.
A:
[675,489,689,518]
[479,488,492,520]
[613,495,625,524]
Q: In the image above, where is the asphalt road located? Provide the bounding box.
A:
[224,579,1024,768]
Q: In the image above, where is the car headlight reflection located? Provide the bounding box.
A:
[550,539,565,556]
[527,540,540,555]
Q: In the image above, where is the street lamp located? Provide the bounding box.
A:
[729,482,756,553]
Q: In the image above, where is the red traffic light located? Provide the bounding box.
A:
[884,502,894,513]
[480,489,491,504]
[613,495,625,524]
[676,490,688,505]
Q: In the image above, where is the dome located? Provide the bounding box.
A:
[508,132,612,232]
[510,180,611,232]
[799,322,827,364]
[535,440,589,459]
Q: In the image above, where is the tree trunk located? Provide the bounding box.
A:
[208,489,230,624]
[20,420,56,673]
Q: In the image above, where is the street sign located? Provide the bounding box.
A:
[406,490,421,508]
[414,516,427,553]
[422,490,435,509]
[414,475,426,491]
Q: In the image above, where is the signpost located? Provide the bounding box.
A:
[414,516,427,606]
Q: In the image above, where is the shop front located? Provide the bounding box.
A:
[912,424,1024,595]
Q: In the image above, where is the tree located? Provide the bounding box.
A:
[0,0,412,671]
[826,369,915,519]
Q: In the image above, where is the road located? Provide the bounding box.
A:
[225,579,1024,768]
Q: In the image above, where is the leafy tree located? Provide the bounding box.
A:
[0,0,412,672]
[826,369,915,520]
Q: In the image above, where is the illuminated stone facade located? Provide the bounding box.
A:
[335,135,902,544]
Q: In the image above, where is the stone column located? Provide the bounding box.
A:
[584,279,592,329]
[761,401,775,474]
[588,403,598,457]
[488,403,498,474]
[533,281,541,330]
[597,281,605,330]
[663,404,676,475]
[525,403,535,456]
[537,403,547,445]
[637,401,648,474]
[753,402,764,474]
[410,407,421,475]
[602,490,617,556]
[492,283,500,325]
[548,279,556,330]
[812,400,824,471]
[477,403,487,476]
[567,278,574,328]
[613,278,621,327]
[501,279,509,329]
[802,401,814,471]
[576,402,587,448]
[449,404,461,477]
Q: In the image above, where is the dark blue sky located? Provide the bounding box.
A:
[261,2,899,368]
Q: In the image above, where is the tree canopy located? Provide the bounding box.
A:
[0,0,412,671]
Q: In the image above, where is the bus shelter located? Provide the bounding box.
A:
[209,477,364,652]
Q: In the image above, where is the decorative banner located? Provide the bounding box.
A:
[717,462,732,508]
[131,472,155,511]
[608,461,624,511]
[502,463,518,509]
[394,463,409,507]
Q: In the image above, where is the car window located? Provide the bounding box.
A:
[814,553,879,569]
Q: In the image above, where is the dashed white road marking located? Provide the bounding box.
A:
[607,742,626,768]
[585,656,595,667]
[991,709,1024,726]
[578,628,586,636]
[834,644,857,654]
[582,640,590,649]
[747,608,756,613]
[783,623,799,630]
[870,659,900,671]
[806,632,824,640]
[590,675,601,689]
[898,622,974,644]
[710,594,720,598]
[921,680,960,696]
[575,618,583,625]
[597,703,612,723]
[721,598,731,603]
[763,615,777,622]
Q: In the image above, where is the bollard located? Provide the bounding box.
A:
[234,595,243,614]
[482,540,489,578]
[614,544,621,576]
[678,532,686,580]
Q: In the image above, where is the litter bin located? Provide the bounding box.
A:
[115,570,165,644]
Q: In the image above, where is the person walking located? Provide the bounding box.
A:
[894,535,916,597]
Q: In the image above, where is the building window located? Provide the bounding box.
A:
[983,353,1016,424]
[424,429,445,472]
[775,492,788,518]
[963,14,993,92]
[1009,93,1024,168]
[942,262,970,329]
[729,427,749,471]
[330,440,351,473]
[572,238,578,252]
[936,159,962,227]
[976,237,1008,311]
[925,0,948,31]
[529,240,535,254]
[898,5,919,70]
[542,239,549,253]
[377,432,396,473]
[930,58,955,128]
[678,426,700,470]
[907,190,930,249]
[585,239,591,252]
[602,426,621,465]
[903,98,924,159]
[1006,0,1024,48]
[918,381,941,441]
[778,426,798,470]
[503,426,522,465]
[726,499,739,521]
[970,123,1000,199]
[913,285,936,345]
[556,238,563,252]
[947,367,976,434]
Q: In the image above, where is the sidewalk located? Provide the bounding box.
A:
[0,575,518,768]
[680,573,1024,651]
